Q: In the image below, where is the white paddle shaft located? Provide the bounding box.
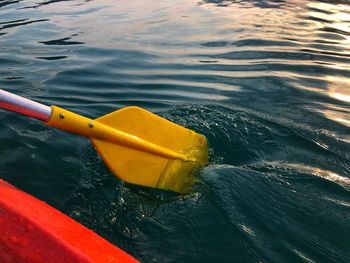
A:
[0,89,51,122]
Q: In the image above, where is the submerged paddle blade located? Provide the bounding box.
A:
[91,107,208,193]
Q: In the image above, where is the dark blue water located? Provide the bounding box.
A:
[1,0,350,262]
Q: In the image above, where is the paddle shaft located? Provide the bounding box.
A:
[0,89,51,122]
[0,89,190,161]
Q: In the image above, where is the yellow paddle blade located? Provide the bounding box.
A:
[91,107,208,193]
[47,106,208,193]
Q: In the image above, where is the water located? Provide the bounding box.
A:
[0,0,349,262]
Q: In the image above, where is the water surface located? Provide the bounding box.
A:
[0,0,349,262]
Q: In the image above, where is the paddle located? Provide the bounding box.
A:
[0,89,208,193]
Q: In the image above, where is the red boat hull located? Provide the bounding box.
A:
[0,179,139,263]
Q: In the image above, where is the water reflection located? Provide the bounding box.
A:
[199,0,350,132]
[0,0,22,9]
[200,0,287,8]
[23,0,75,9]
[0,18,48,34]
[0,1,348,147]
[304,2,350,128]
[39,37,84,45]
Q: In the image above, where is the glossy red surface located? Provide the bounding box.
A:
[0,179,139,263]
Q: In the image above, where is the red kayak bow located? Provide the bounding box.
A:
[0,179,139,263]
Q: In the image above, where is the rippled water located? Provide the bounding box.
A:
[1,0,350,262]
